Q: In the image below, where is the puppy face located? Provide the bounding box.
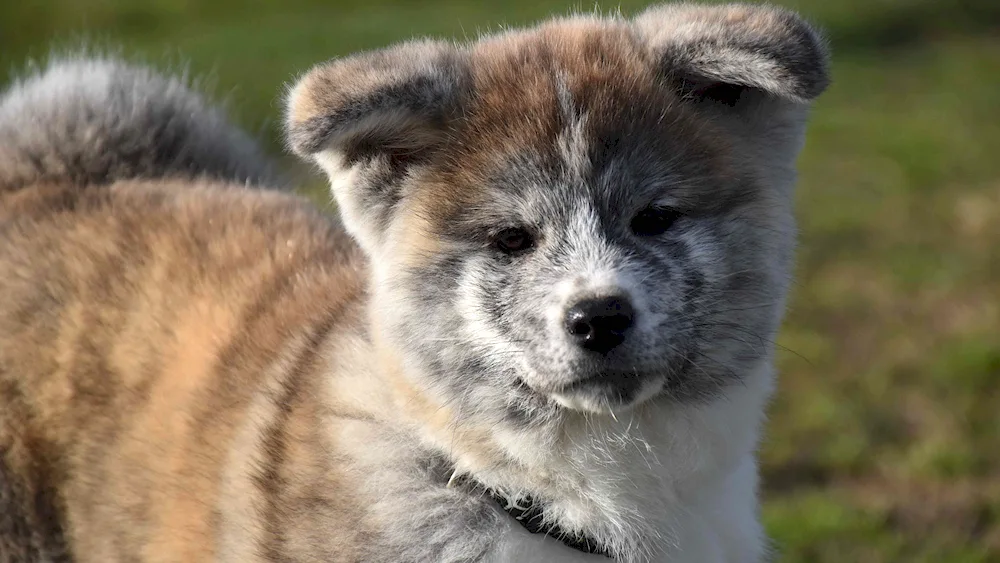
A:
[286,5,828,417]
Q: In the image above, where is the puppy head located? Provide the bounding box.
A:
[286,4,828,418]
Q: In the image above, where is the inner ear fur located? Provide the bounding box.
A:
[284,39,468,163]
[634,3,830,105]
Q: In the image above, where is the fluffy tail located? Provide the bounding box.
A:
[0,56,277,193]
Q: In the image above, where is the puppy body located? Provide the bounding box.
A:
[1,5,828,562]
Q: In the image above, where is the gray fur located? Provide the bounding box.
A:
[0,56,278,192]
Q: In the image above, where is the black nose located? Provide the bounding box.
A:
[564,295,635,354]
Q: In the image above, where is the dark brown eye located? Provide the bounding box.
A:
[630,206,684,237]
[493,227,534,254]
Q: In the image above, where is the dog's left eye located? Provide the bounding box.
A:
[492,227,535,254]
[630,206,684,237]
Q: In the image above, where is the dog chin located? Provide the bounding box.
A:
[548,375,666,415]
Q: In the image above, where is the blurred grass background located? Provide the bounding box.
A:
[2,0,998,561]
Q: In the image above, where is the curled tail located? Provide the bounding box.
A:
[0,56,277,193]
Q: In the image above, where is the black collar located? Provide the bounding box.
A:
[486,489,613,558]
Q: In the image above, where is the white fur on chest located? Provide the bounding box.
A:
[324,318,774,562]
[458,362,775,562]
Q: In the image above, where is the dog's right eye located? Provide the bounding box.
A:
[492,227,534,254]
[630,206,684,237]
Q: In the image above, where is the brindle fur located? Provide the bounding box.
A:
[1,4,828,562]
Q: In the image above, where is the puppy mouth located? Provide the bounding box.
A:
[545,371,666,414]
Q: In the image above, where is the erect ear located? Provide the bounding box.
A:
[634,3,830,107]
[285,40,468,253]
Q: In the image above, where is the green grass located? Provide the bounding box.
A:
[3,0,999,560]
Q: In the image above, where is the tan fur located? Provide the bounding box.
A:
[0,180,371,561]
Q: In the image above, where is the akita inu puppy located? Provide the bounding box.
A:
[0,4,828,562]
